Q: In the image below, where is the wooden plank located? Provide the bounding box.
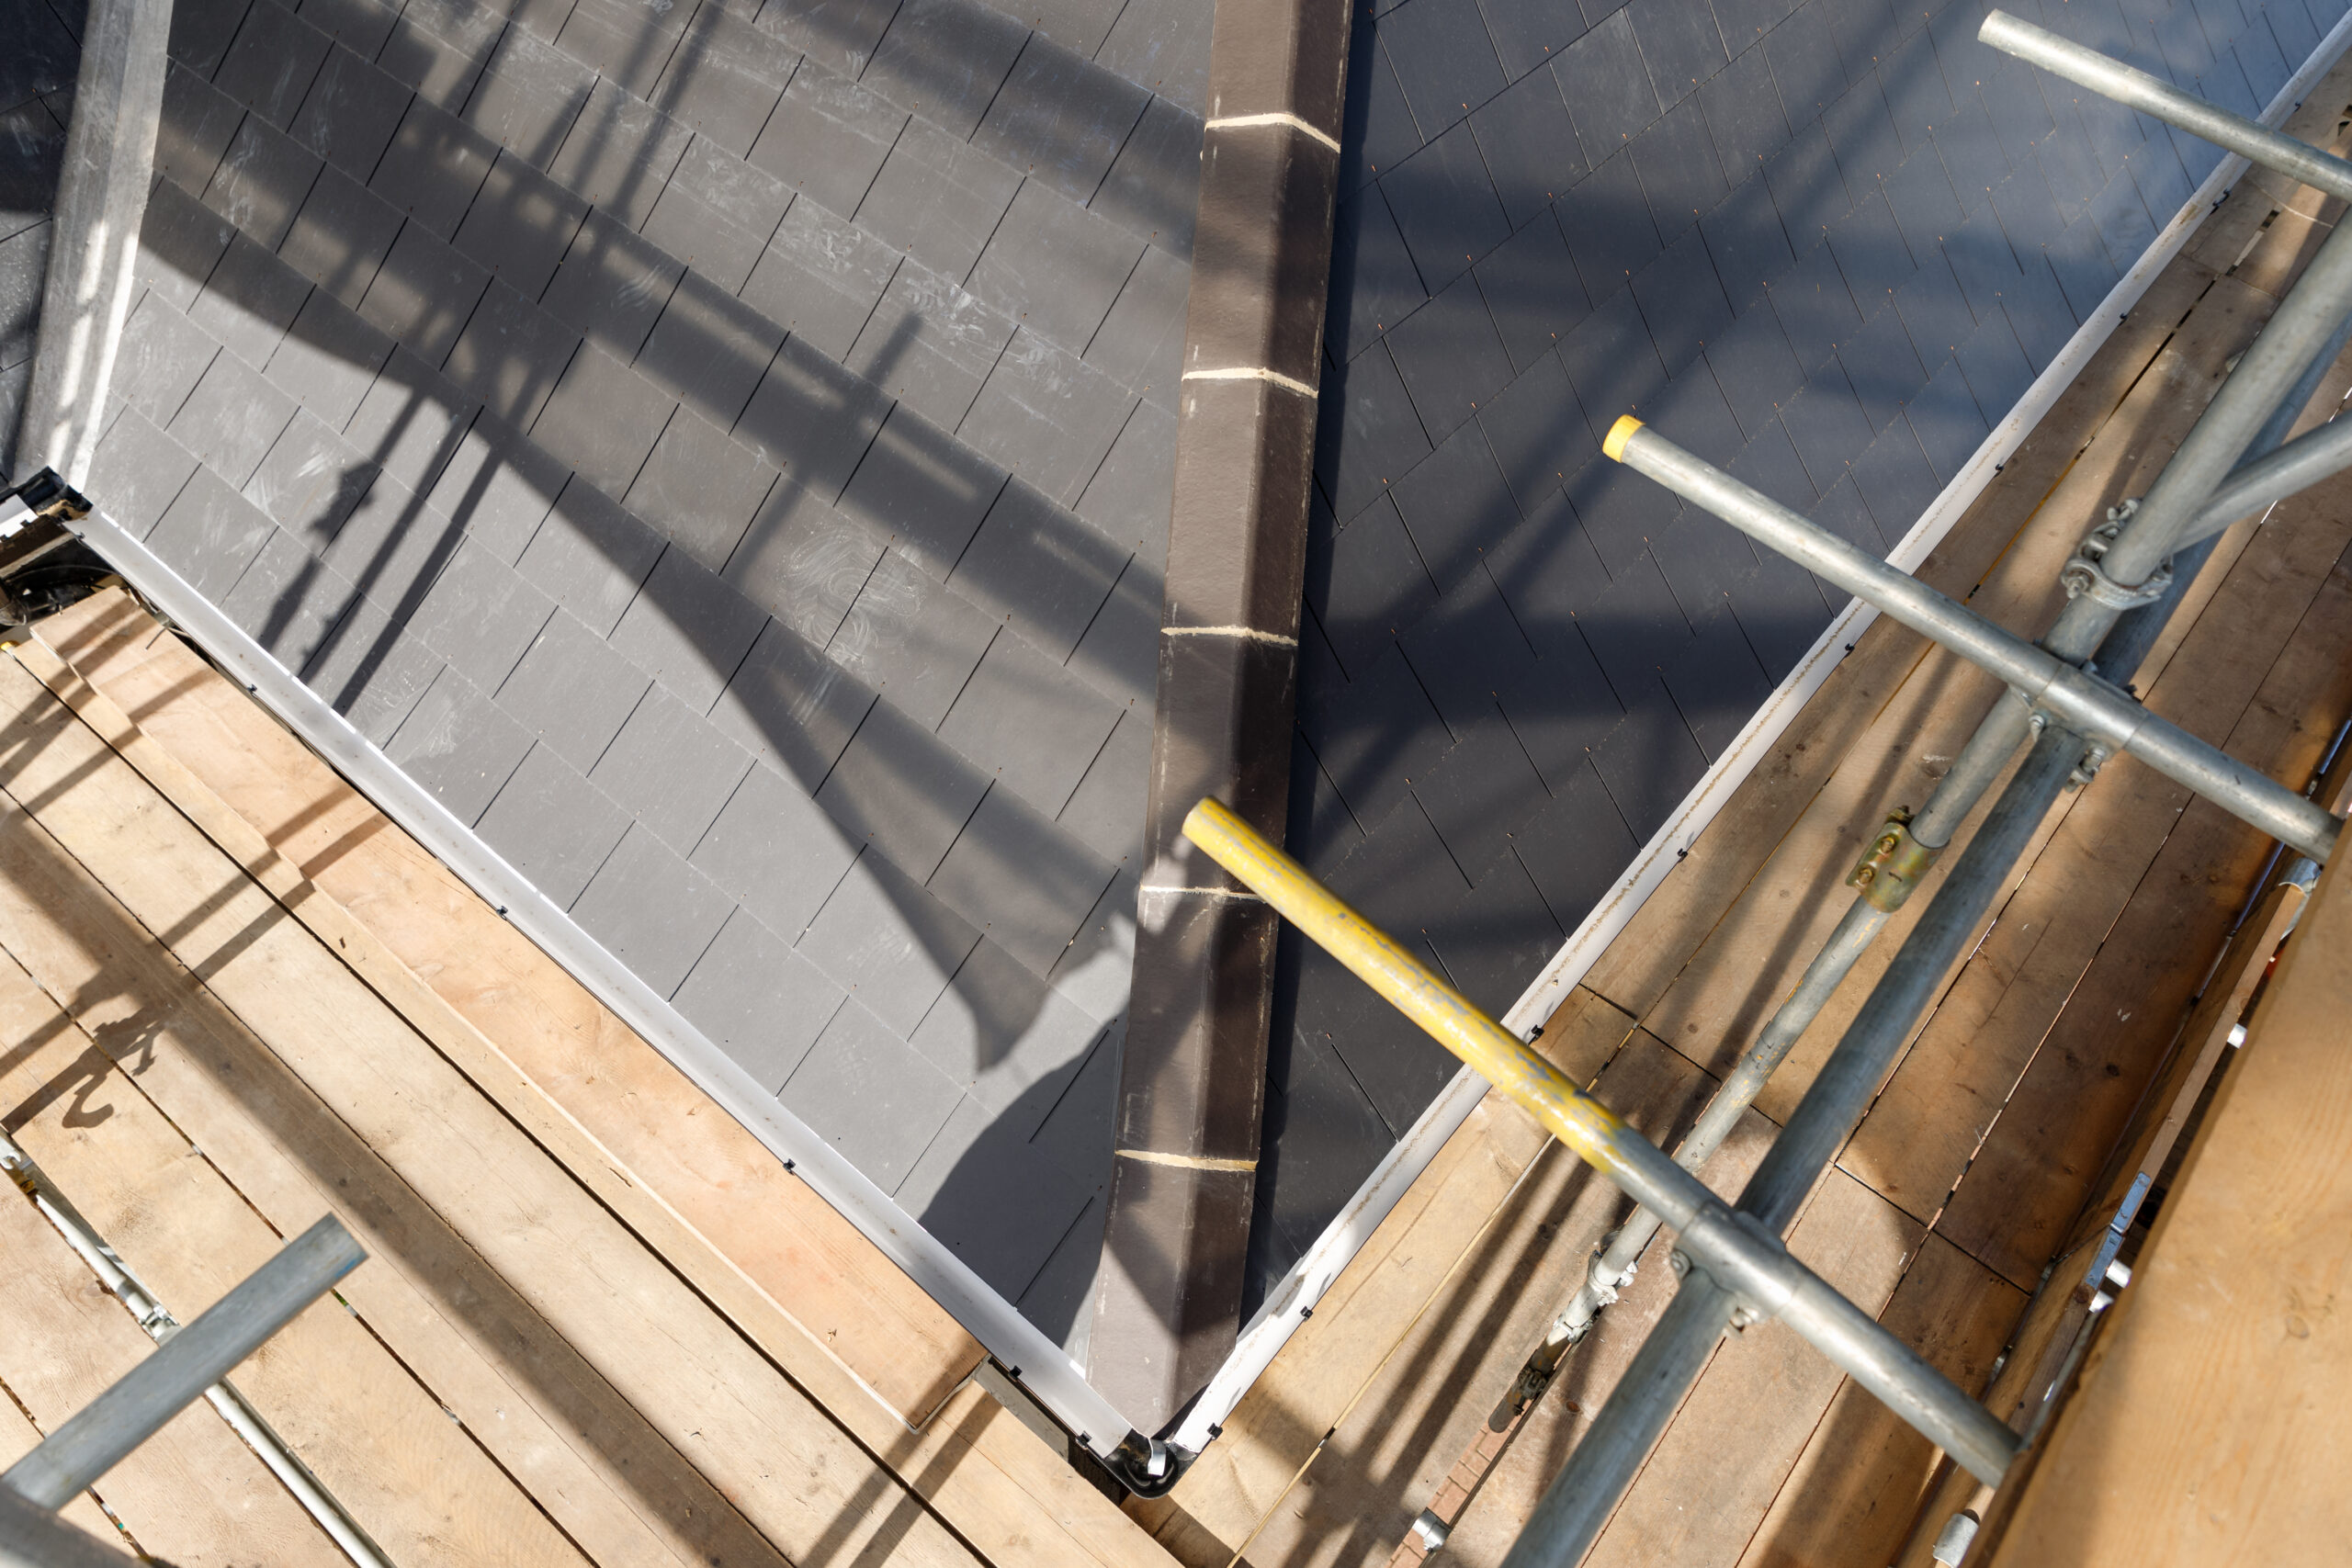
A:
[1130,988,1635,1568]
[1839,463,2352,1227]
[0,665,980,1568]
[0,1179,345,1568]
[1577,1171,1926,1568]
[8,629,1167,1568]
[1733,1235,2022,1568]
[1937,515,2352,1284]
[28,589,982,1427]
[1975,811,2352,1564]
[0,1375,128,1555]
[0,939,596,1566]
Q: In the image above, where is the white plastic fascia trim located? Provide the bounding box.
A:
[58,505,1143,1460]
[1165,11,2352,1456]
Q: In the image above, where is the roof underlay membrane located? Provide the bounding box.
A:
[0,0,2324,1402]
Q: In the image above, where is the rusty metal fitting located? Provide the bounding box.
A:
[1845,809,1941,912]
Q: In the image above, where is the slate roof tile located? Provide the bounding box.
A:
[383,664,532,822]
[1474,213,1592,378]
[555,0,695,97]
[1306,638,1453,826]
[277,164,407,310]
[1645,357,1745,468]
[495,605,654,770]
[650,5,797,157]
[1631,95,1732,242]
[168,352,300,491]
[1089,94,1202,255]
[1328,187,1429,363]
[529,341,673,499]
[748,62,906,218]
[1704,299,1804,436]
[1055,706,1150,868]
[1476,350,1596,511]
[86,406,203,537]
[547,80,695,228]
[625,404,778,573]
[1631,224,1734,373]
[220,528,351,673]
[837,402,1010,575]
[827,549,1001,726]
[137,179,237,314]
[369,96,497,241]
[1340,20,1425,197]
[1074,400,1175,555]
[1379,0,1510,134]
[1068,552,1159,708]
[217,0,334,130]
[1838,291,1929,428]
[575,824,738,992]
[952,477,1130,661]
[1765,1,1849,123]
[1629,0,1730,108]
[424,410,569,561]
[689,761,859,940]
[959,331,1134,504]
[863,0,1030,138]
[1558,286,1668,434]
[442,278,581,430]
[675,908,844,1090]
[204,115,326,253]
[158,64,243,193]
[542,208,684,359]
[1094,0,1213,113]
[355,222,491,366]
[1761,119,1853,256]
[297,0,400,61]
[910,944,1110,1131]
[1661,595,1773,759]
[450,152,589,298]
[1384,270,1514,439]
[758,0,902,79]
[405,536,556,689]
[1555,8,1663,164]
[1700,39,1793,179]
[1425,847,1564,1013]
[1559,148,1663,303]
[1905,348,1990,481]
[189,231,312,370]
[1380,118,1512,292]
[243,411,378,540]
[974,34,1149,204]
[802,829,989,1032]
[1587,676,1707,838]
[638,269,786,429]
[1701,167,1800,310]
[782,998,965,1190]
[477,741,634,904]
[608,546,770,709]
[266,286,395,431]
[1510,754,1637,930]
[115,293,220,430]
[639,137,793,293]
[855,118,1025,281]
[463,24,596,165]
[1469,68,1586,230]
[1083,242,1187,406]
[171,0,258,76]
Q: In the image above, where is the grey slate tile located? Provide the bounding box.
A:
[319,469,466,612]
[1411,707,1546,884]
[1476,352,1594,513]
[1082,240,1187,409]
[145,464,277,599]
[1512,751,1637,929]
[243,410,379,540]
[827,547,1000,725]
[1700,37,1792,179]
[1328,187,1428,364]
[277,163,406,310]
[424,409,569,559]
[303,586,448,738]
[590,680,757,850]
[913,943,1109,1125]
[1065,550,1156,705]
[1306,638,1453,827]
[755,0,902,81]
[1426,848,1564,1013]
[720,480,884,643]
[1704,299,1804,437]
[1470,66,1586,231]
[640,139,795,293]
[847,265,1017,430]
[1662,596,1772,760]
[675,908,845,1089]
[369,96,498,240]
[746,61,907,219]
[1379,118,1512,291]
[114,294,219,431]
[854,118,1025,281]
[968,181,1145,355]
[137,181,237,315]
[862,0,1029,136]
[1893,247,1973,367]
[1380,0,1508,134]
[2034,112,2105,225]
[1765,0,1848,123]
[1316,342,1429,524]
[735,332,894,500]
[406,535,555,687]
[636,268,785,428]
[383,664,531,821]
[609,545,770,709]
[1632,224,1734,374]
[972,34,1148,204]
[939,633,1125,816]
[450,151,589,297]
[1246,1024,1392,1292]
[1945,199,2022,321]
[1074,399,1174,558]
[529,341,673,498]
[1560,148,1663,304]
[1555,8,1662,162]
[899,1094,1091,1300]
[816,696,995,878]
[1956,304,2033,421]
[170,0,255,86]
[288,45,411,180]
[495,604,653,771]
[799,848,984,1032]
[217,0,335,129]
[375,0,501,110]
[220,528,353,673]
[1094,0,1212,112]
[625,406,778,572]
[541,209,683,360]
[1021,0,1128,56]
[1470,0,1585,76]
[476,741,633,904]
[1700,166,1798,310]
[1632,95,1732,243]
[2086,162,2158,273]
[265,287,394,430]
[1088,92,1201,256]
[1838,292,1929,429]
[689,759,858,938]
[441,278,581,430]
[514,476,667,633]
[547,80,694,229]
[1829,186,1919,319]
[650,3,797,157]
[1385,268,1513,440]
[188,231,314,370]
[741,197,901,360]
[1761,119,1853,257]
[343,345,478,494]
[953,477,1129,661]
[555,0,694,96]
[574,824,737,991]
[781,998,964,1190]
[2003,254,2075,373]
[838,402,1010,574]
[1769,230,1863,368]
[1628,0,1729,107]
[1933,94,2008,213]
[1849,414,1939,532]
[1646,356,1746,468]
[1587,673,1708,839]
[202,114,326,252]
[1400,565,1537,737]
[1046,867,1135,1020]
[959,332,1134,505]
[1822,71,1905,192]
[927,784,1119,976]
[168,352,300,487]
[85,409,201,537]
[1780,358,1876,489]
[354,221,491,366]
[1055,705,1148,867]
[462,24,596,164]
[1806,459,1883,559]
[709,615,878,781]
[1905,349,1989,482]
[1882,139,1965,258]
[158,64,245,194]
[1558,286,1668,434]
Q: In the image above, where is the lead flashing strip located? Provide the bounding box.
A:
[1163,7,2352,1458]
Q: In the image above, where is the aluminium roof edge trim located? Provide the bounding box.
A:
[1165,4,2352,1458]
[53,502,1144,1462]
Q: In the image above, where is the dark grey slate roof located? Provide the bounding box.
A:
[1253,0,2334,1310]
[0,0,79,470]
[83,0,1214,1367]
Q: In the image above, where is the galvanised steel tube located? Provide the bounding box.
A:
[0,1213,364,1509]
[1180,799,2020,1484]
[1980,10,2352,204]
[2178,406,2352,548]
[1604,419,2339,862]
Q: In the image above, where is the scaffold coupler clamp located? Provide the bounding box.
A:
[1846,807,1939,912]
[2061,500,2172,609]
